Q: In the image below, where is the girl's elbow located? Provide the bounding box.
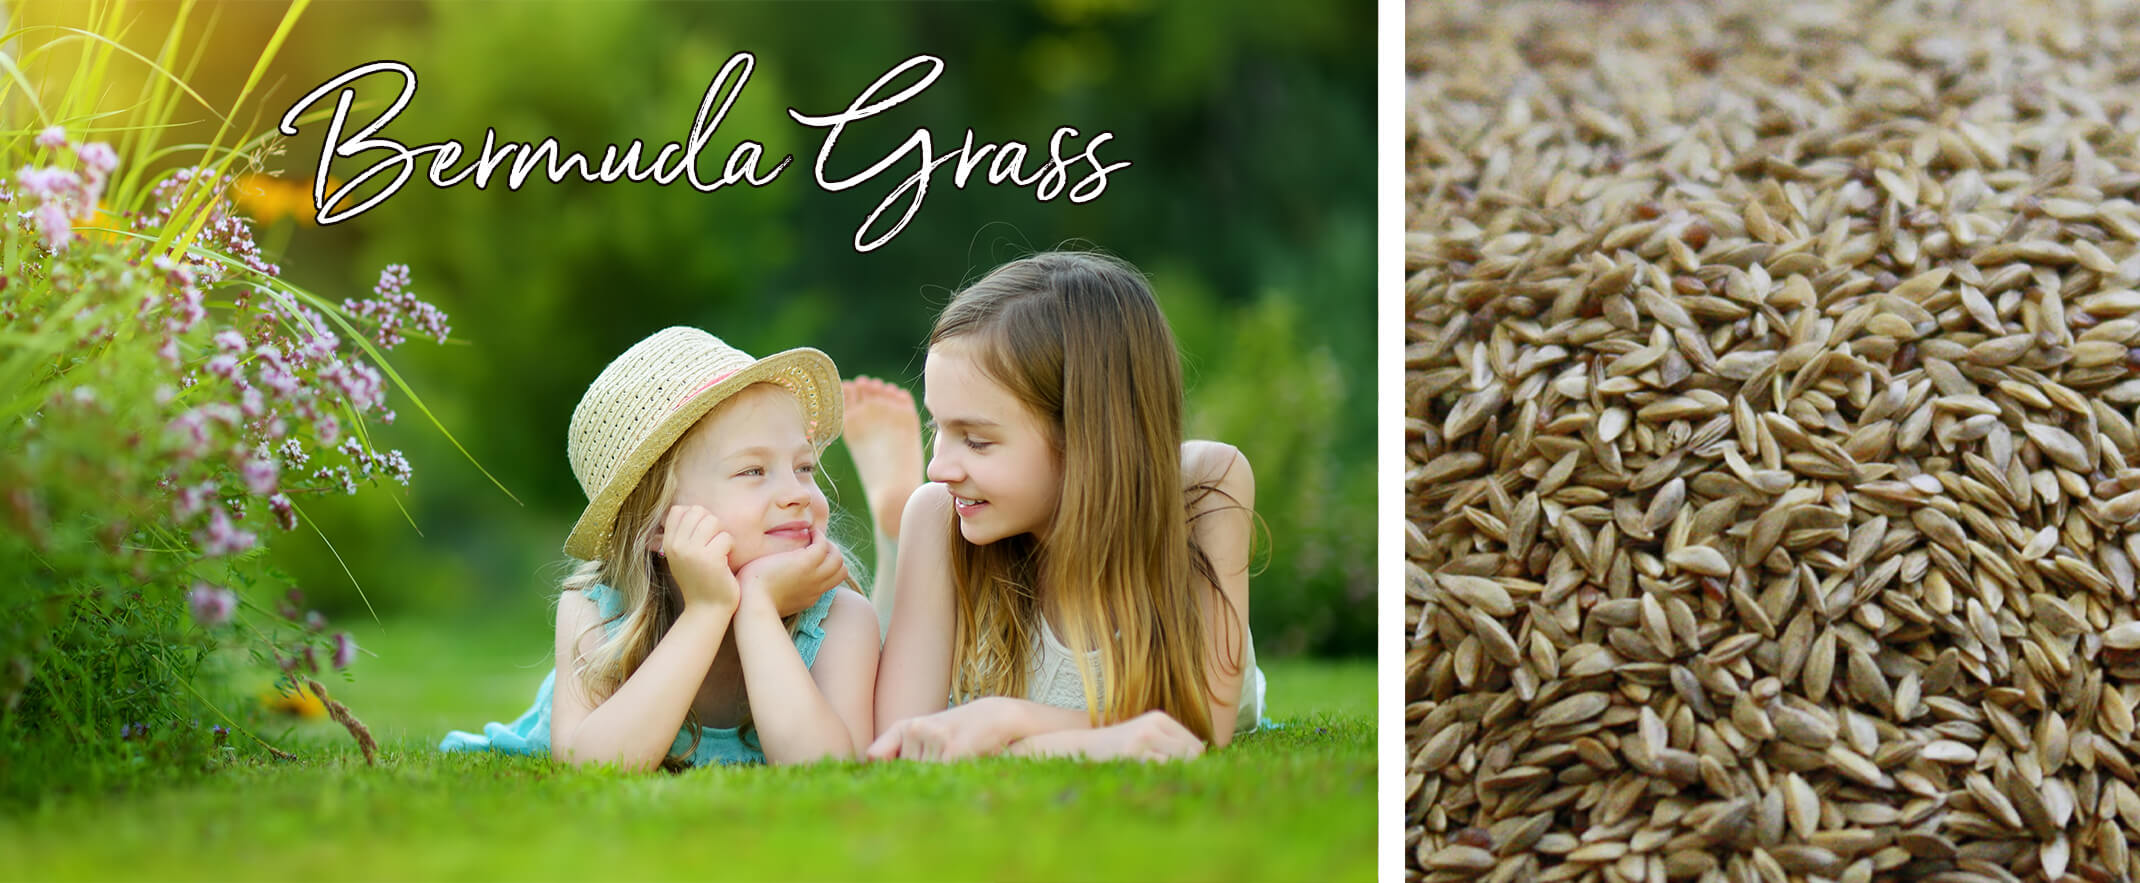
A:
[768,745,852,766]
[549,731,583,765]
[554,737,659,773]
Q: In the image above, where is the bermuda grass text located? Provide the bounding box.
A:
[279,54,1130,252]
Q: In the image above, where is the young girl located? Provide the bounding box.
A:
[864,251,1265,762]
[440,327,880,769]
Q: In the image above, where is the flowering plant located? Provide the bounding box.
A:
[1,100,452,789]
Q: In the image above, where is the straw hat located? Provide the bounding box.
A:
[563,327,841,560]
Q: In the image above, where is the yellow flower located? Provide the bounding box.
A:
[72,202,128,245]
[234,172,340,225]
[260,682,328,719]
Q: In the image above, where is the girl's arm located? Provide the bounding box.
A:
[548,591,736,771]
[1183,440,1256,748]
[1005,710,1206,762]
[551,505,745,770]
[868,694,1115,760]
[873,482,960,735]
[733,586,879,764]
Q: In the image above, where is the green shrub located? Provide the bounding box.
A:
[0,3,459,800]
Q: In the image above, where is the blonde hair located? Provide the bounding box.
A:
[560,383,859,766]
[931,251,1245,743]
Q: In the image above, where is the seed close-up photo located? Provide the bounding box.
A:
[1407,2,2140,881]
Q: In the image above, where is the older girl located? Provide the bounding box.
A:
[867,251,1264,762]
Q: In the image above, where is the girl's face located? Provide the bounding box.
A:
[664,383,829,568]
[923,338,1063,545]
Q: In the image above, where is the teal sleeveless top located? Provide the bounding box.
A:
[439,584,839,766]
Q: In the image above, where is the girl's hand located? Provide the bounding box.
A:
[1006,711,1206,762]
[660,505,741,613]
[1084,711,1206,761]
[737,528,847,617]
[865,697,1018,762]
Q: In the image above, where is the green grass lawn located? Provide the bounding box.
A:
[0,613,1374,881]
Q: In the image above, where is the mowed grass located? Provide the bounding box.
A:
[0,611,1374,881]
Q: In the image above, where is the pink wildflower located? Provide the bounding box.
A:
[173,481,215,520]
[379,449,413,486]
[319,359,387,413]
[33,126,65,150]
[187,583,236,627]
[277,438,310,469]
[34,200,70,251]
[201,402,241,427]
[240,457,277,495]
[166,411,212,461]
[313,465,356,495]
[332,632,357,669]
[164,284,205,335]
[15,166,77,200]
[196,508,256,556]
[256,358,301,399]
[342,264,449,348]
[75,142,117,178]
[268,493,297,531]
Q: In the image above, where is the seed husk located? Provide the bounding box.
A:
[1536,692,1611,728]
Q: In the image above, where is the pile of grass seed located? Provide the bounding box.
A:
[1406,2,2140,881]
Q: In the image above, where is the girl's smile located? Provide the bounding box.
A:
[663,383,831,566]
[763,520,815,547]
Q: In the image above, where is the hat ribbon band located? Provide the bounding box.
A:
[670,369,741,413]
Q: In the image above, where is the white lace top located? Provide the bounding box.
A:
[1025,615,1265,736]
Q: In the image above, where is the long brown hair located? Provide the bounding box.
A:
[931,251,1243,742]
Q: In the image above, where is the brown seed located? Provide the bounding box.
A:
[1537,692,1612,728]
[1441,574,1517,617]
[2023,422,2091,472]
[1773,703,1837,750]
[1803,630,1838,701]
[1666,545,1731,577]
[1426,844,1499,872]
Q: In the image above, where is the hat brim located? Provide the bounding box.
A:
[562,347,842,560]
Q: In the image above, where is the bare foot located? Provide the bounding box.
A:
[842,376,923,541]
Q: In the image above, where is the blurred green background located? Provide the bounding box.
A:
[56,0,1373,658]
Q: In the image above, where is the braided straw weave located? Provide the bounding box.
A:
[563,326,841,560]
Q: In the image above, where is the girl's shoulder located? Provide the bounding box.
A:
[898,481,957,543]
[1181,440,1254,501]
[560,582,626,624]
[820,586,876,634]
